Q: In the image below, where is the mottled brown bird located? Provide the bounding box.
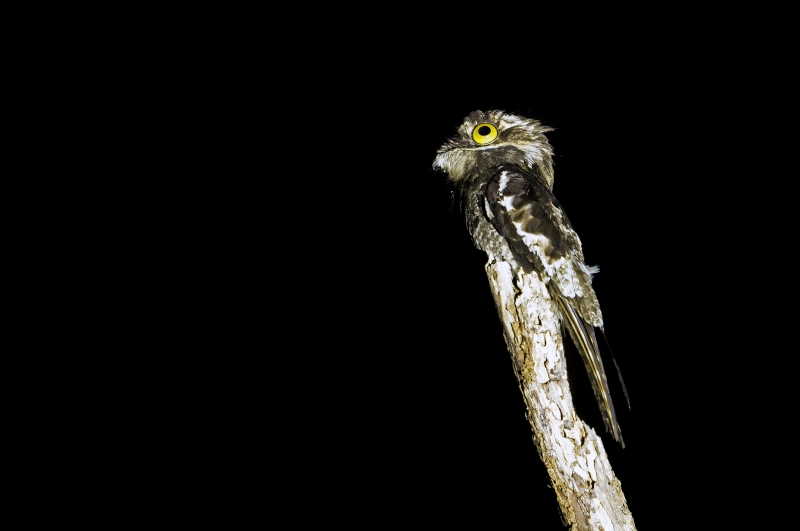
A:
[433,110,628,446]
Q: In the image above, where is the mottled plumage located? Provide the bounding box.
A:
[433,110,628,447]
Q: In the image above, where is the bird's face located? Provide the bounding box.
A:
[433,110,555,188]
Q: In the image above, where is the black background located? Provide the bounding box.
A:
[38,12,791,528]
[172,54,777,528]
[328,96,689,528]
[219,97,727,528]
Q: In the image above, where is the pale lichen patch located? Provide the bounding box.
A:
[573,461,591,484]
[564,425,584,445]
[590,497,615,531]
[585,441,599,482]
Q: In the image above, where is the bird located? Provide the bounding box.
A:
[432,109,628,447]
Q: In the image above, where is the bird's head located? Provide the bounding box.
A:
[433,110,555,189]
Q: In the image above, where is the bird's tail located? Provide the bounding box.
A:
[555,296,625,448]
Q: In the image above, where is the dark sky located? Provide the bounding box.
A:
[310,94,706,528]
[133,21,790,526]
[200,76,757,528]
[328,83,758,527]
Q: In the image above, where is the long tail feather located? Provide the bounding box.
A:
[556,296,624,447]
[600,328,631,411]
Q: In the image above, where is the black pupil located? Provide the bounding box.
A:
[478,126,491,136]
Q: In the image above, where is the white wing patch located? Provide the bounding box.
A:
[484,197,496,222]
[514,220,585,298]
[498,174,511,193]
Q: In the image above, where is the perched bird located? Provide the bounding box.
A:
[433,110,628,447]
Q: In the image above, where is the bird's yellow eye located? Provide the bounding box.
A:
[472,123,498,145]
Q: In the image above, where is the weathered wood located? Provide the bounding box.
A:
[485,259,636,531]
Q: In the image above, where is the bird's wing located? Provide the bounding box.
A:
[481,165,624,447]
[481,165,577,273]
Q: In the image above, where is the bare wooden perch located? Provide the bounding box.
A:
[485,259,636,531]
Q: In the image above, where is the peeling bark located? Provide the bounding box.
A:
[485,259,636,531]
